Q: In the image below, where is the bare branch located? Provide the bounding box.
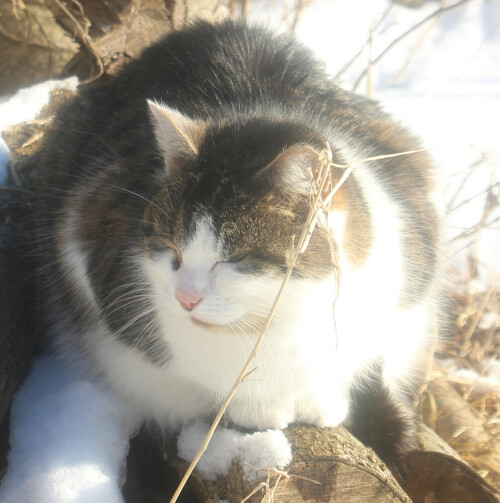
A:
[353,0,474,92]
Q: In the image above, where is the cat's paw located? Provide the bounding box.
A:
[177,422,292,480]
[228,403,295,430]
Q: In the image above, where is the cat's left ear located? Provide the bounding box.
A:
[147,100,207,174]
[255,144,321,196]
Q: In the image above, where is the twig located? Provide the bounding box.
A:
[394,11,440,85]
[366,26,374,98]
[446,156,486,213]
[452,18,500,90]
[68,0,85,18]
[450,216,500,244]
[10,0,26,20]
[241,466,320,503]
[449,183,500,214]
[335,2,394,81]
[51,0,104,83]
[352,0,473,92]
[291,0,305,33]
[229,0,250,18]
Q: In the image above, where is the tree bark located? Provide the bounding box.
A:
[0,0,228,94]
[0,137,39,481]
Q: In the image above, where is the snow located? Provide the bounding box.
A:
[177,422,292,481]
[440,358,500,391]
[1,0,499,500]
[0,78,78,184]
[0,356,140,503]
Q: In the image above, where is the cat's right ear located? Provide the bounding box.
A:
[254,144,322,197]
[147,100,207,175]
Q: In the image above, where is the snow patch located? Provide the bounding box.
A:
[440,358,500,391]
[0,356,140,503]
[0,78,78,132]
[0,78,77,184]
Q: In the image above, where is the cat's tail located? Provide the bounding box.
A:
[344,363,418,468]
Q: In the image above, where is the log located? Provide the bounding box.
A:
[419,363,500,492]
[396,426,500,503]
[185,425,412,503]
[123,425,412,503]
[123,422,500,503]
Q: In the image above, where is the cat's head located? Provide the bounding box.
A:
[140,101,342,333]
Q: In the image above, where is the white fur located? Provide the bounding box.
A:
[60,212,98,309]
[59,216,344,430]
[332,160,435,398]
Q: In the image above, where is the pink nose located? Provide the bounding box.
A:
[175,290,203,311]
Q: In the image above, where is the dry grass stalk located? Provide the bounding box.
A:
[169,146,425,503]
[421,359,500,489]
[241,466,321,503]
[168,145,340,503]
[240,467,290,503]
[50,0,104,83]
[335,1,394,82]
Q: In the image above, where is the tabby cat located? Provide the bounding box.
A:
[37,20,440,464]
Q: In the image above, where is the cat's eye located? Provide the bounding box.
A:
[150,243,181,270]
[171,248,181,270]
[226,253,248,264]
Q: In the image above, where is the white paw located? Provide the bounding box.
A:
[177,422,292,481]
[227,402,295,430]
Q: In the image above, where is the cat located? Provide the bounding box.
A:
[35,19,440,466]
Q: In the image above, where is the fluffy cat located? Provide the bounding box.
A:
[35,20,440,463]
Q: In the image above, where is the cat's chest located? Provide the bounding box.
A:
[158,304,338,394]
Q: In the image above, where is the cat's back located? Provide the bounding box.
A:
[40,21,325,190]
[40,20,412,192]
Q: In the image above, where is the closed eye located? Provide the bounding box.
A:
[225,253,249,264]
[211,253,249,271]
[150,243,181,270]
[171,248,181,270]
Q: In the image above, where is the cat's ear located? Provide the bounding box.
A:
[255,144,321,196]
[147,100,207,174]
